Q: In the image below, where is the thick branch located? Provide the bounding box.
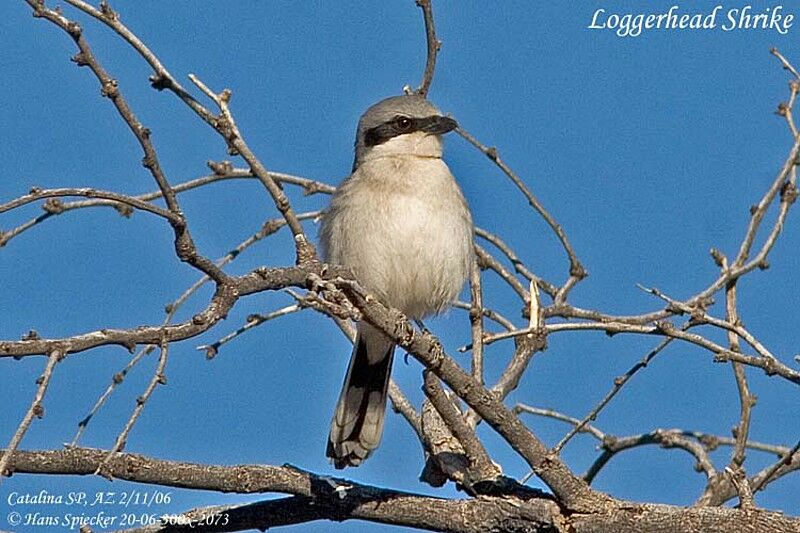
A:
[337,280,610,512]
[5,448,560,533]
[6,448,800,533]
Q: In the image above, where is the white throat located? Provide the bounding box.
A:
[360,131,444,163]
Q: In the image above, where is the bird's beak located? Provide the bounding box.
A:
[421,115,458,135]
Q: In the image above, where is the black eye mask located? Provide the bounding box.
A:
[363,115,458,147]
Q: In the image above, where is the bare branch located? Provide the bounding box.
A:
[188,74,318,264]
[0,350,62,478]
[0,169,328,247]
[422,371,501,488]
[717,257,756,509]
[475,226,558,297]
[698,439,800,507]
[585,429,717,484]
[63,0,215,123]
[24,0,228,283]
[0,187,179,223]
[96,341,169,477]
[489,336,546,401]
[335,278,611,511]
[69,347,150,448]
[752,439,800,494]
[452,300,516,332]
[3,448,561,533]
[515,404,790,458]
[514,404,606,441]
[457,126,586,296]
[551,329,686,456]
[414,0,439,97]
[198,304,303,358]
[69,211,317,443]
[56,0,317,264]
[468,261,485,386]
[637,284,778,363]
[6,448,799,532]
[0,264,313,359]
[475,244,530,303]
[771,47,800,82]
[485,320,800,386]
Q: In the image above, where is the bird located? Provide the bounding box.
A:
[320,94,474,468]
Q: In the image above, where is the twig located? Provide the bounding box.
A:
[188,74,317,264]
[69,212,317,444]
[414,0,439,97]
[59,0,316,265]
[0,349,62,478]
[0,187,179,222]
[516,403,796,492]
[475,245,529,304]
[514,405,716,483]
[198,304,302,359]
[96,341,169,478]
[732,153,798,271]
[63,0,215,123]
[552,327,687,456]
[489,340,544,401]
[468,261,484,386]
[697,438,800,506]
[771,47,800,81]
[484,281,546,408]
[0,265,266,358]
[513,405,605,441]
[483,320,800,386]
[515,404,791,457]
[718,256,756,509]
[452,301,516,332]
[388,381,424,441]
[636,284,778,363]
[546,301,676,326]
[475,227,557,297]
[585,429,717,484]
[751,439,800,494]
[69,347,151,447]
[457,126,586,298]
[0,170,328,247]
[777,83,800,138]
[25,0,228,284]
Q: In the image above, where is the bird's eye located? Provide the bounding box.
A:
[395,116,412,131]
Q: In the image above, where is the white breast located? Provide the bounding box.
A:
[321,156,474,319]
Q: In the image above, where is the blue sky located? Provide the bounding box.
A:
[2,1,799,531]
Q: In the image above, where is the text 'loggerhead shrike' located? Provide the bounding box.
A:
[320,94,474,468]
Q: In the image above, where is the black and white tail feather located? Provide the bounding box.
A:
[327,324,395,468]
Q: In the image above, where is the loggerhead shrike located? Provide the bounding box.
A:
[320,95,474,468]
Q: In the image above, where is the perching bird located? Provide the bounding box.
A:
[320,95,474,468]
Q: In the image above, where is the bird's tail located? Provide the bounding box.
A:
[327,323,395,468]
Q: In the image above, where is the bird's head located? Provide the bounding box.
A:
[353,94,457,169]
